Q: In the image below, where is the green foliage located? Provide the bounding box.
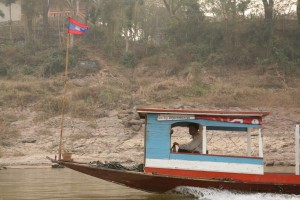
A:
[87,6,101,25]
[121,52,137,68]
[99,90,120,105]
[71,86,126,111]
[0,9,4,18]
[43,49,65,77]
[145,45,160,57]
[0,0,16,7]
[0,64,8,76]
[165,20,202,46]
[237,0,251,16]
[155,55,181,76]
[84,26,106,45]
[183,84,209,97]
[22,65,35,75]
[272,46,290,66]
[83,0,300,70]
[174,43,199,64]
[43,47,83,77]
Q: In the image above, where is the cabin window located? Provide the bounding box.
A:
[203,129,261,157]
[170,123,261,157]
[170,122,203,154]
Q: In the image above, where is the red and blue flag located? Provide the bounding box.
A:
[67,17,88,35]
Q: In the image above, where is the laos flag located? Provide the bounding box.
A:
[67,17,88,35]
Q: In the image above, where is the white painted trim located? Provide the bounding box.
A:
[146,158,264,175]
[247,128,251,157]
[157,114,195,121]
[258,128,263,157]
[295,125,299,175]
[202,126,207,154]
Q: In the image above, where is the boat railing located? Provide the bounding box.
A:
[170,151,263,160]
[296,124,300,175]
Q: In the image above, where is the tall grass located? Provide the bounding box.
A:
[0,113,20,143]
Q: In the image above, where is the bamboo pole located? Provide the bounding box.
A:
[58,33,70,160]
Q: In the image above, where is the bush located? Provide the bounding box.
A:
[36,96,66,116]
[94,89,123,109]
[0,64,8,76]
[174,43,199,64]
[43,47,84,77]
[159,56,181,76]
[121,52,138,68]
[22,65,35,75]
[183,84,208,97]
[43,50,66,77]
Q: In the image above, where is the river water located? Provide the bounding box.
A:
[0,168,300,200]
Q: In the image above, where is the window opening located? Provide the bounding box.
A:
[170,123,260,157]
[170,122,202,154]
[206,130,259,157]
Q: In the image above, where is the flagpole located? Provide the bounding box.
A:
[58,32,70,160]
[57,17,88,161]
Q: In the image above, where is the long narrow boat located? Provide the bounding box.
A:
[57,108,300,194]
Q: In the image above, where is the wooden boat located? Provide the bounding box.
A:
[56,108,300,194]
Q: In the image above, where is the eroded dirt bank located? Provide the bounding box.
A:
[0,106,299,169]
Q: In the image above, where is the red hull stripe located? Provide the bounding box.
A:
[144,167,300,185]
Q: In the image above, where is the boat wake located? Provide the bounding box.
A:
[173,187,300,200]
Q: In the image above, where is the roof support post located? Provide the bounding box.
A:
[202,126,207,154]
[144,116,147,166]
[258,128,263,157]
[295,125,299,175]
[247,128,251,156]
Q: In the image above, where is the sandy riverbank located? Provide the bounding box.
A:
[1,107,299,171]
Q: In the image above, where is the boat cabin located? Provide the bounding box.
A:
[59,108,300,195]
[137,108,270,175]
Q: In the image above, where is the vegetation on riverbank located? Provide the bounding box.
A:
[0,1,299,162]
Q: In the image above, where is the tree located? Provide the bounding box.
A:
[137,0,169,45]
[21,0,40,51]
[237,0,251,18]
[122,0,144,53]
[261,0,274,32]
[42,0,50,39]
[0,0,16,40]
[203,0,239,51]
[261,0,274,52]
[21,0,52,49]
[86,0,144,56]
[0,9,4,18]
[262,0,274,23]
[163,0,183,18]
[297,0,300,25]
[203,0,237,20]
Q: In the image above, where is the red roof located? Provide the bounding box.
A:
[136,108,270,118]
